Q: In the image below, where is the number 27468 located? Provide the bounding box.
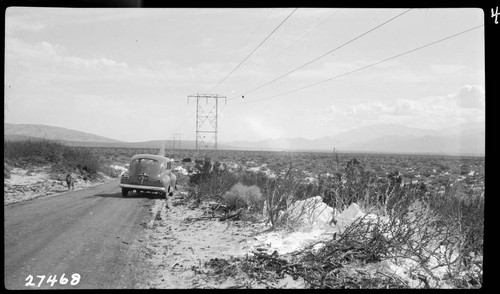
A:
[25,273,81,287]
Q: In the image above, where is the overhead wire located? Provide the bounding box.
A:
[206,8,274,93]
[227,8,412,101]
[208,8,298,93]
[232,24,484,105]
[264,8,341,67]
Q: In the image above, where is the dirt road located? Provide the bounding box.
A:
[4,180,159,289]
[4,179,304,289]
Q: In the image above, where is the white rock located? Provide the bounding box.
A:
[286,196,334,228]
[336,203,365,225]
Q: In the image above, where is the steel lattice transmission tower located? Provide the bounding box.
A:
[187,93,226,151]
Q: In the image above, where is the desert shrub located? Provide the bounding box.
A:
[4,139,103,176]
[189,158,213,186]
[244,185,264,211]
[436,163,449,172]
[4,139,64,163]
[222,187,246,209]
[261,167,306,228]
[317,158,375,210]
[427,183,484,256]
[237,170,270,189]
[295,182,322,200]
[314,157,430,217]
[61,147,101,175]
[188,159,311,227]
[222,183,263,212]
[188,158,238,200]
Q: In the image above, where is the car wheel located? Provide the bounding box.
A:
[122,188,129,197]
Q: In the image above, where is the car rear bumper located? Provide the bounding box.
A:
[119,184,166,193]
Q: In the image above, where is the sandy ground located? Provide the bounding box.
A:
[139,189,305,289]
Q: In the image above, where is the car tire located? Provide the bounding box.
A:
[122,188,129,197]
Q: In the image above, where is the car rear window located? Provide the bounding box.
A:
[130,158,163,175]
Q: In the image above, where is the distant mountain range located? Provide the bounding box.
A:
[225,123,485,155]
[4,122,485,155]
[3,123,225,150]
[4,123,121,143]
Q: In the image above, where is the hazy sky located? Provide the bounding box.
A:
[4,7,485,142]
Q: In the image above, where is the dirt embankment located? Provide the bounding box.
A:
[3,165,118,205]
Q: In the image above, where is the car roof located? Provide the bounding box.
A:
[131,154,170,162]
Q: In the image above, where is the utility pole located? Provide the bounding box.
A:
[171,133,182,150]
[187,93,226,151]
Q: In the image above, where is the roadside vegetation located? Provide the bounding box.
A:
[4,139,113,179]
[185,152,484,289]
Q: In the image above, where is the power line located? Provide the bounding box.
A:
[228,8,412,101]
[264,9,340,67]
[206,8,274,93]
[209,8,298,93]
[233,24,484,105]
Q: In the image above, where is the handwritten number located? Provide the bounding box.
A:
[59,273,69,285]
[25,273,80,287]
[47,275,58,287]
[25,275,35,287]
[70,273,81,285]
[492,6,499,24]
[36,275,46,287]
